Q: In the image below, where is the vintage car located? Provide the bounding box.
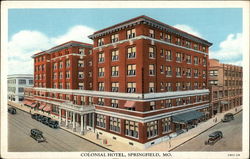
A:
[221,113,234,122]
[205,131,223,145]
[37,115,46,122]
[30,129,46,143]
[31,113,40,119]
[48,120,59,128]
[41,116,52,125]
[8,107,16,114]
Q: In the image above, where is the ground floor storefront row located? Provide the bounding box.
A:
[21,97,214,149]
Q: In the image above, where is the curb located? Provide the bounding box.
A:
[9,103,113,152]
[169,109,242,151]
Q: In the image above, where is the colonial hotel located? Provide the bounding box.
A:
[24,15,213,149]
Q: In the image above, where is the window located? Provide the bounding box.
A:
[186,68,191,77]
[176,53,182,62]
[59,61,63,69]
[111,66,119,77]
[66,60,70,67]
[127,82,136,93]
[98,67,105,77]
[203,70,206,78]
[96,114,106,128]
[97,38,104,46]
[160,82,165,90]
[203,58,207,66]
[53,83,57,88]
[176,82,181,91]
[160,32,163,40]
[29,80,33,85]
[59,72,63,79]
[166,50,172,61]
[79,83,84,90]
[147,121,158,138]
[127,29,136,39]
[80,96,85,105]
[209,80,218,85]
[78,72,84,79]
[149,47,155,58]
[111,50,119,61]
[66,83,70,89]
[166,82,172,91]
[165,99,172,107]
[166,66,172,77]
[125,120,138,138]
[162,117,172,133]
[194,56,198,65]
[66,71,70,79]
[194,69,198,78]
[176,37,181,45]
[150,101,156,110]
[98,98,104,105]
[73,96,77,104]
[59,83,62,89]
[127,47,136,59]
[78,60,84,67]
[98,53,104,62]
[110,117,120,132]
[149,29,155,38]
[176,67,182,77]
[186,55,191,64]
[194,82,198,89]
[194,43,198,50]
[209,70,218,76]
[111,34,119,43]
[89,97,93,105]
[79,48,85,55]
[185,41,191,48]
[127,64,136,76]
[186,82,191,90]
[19,79,26,84]
[165,34,171,42]
[176,98,182,106]
[149,64,155,75]
[160,49,164,57]
[149,82,155,93]
[111,82,119,92]
[98,82,104,91]
[53,63,57,70]
[202,46,206,52]
[111,99,118,108]
[18,87,24,93]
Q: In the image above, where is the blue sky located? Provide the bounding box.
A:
[8,8,243,74]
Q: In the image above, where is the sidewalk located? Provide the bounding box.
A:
[8,101,242,151]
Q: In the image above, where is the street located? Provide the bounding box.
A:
[8,108,110,152]
[173,111,242,151]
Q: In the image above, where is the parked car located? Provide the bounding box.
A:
[31,113,40,119]
[8,107,16,114]
[37,115,46,122]
[42,116,52,125]
[205,131,223,145]
[48,120,59,128]
[30,129,46,143]
[221,113,234,122]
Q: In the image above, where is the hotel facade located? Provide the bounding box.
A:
[208,59,242,115]
[24,16,213,149]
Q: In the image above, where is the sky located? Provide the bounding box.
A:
[8,8,243,74]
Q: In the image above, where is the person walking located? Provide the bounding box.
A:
[96,133,99,140]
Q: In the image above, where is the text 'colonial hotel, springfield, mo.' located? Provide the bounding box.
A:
[24,15,214,149]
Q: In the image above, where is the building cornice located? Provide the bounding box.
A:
[89,16,212,47]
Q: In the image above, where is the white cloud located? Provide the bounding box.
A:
[173,24,203,38]
[8,25,95,74]
[210,33,242,66]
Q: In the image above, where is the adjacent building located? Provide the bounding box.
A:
[208,59,242,115]
[8,74,33,102]
[24,15,213,149]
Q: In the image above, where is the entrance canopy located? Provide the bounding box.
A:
[172,111,204,124]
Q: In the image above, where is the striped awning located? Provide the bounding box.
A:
[39,103,46,110]
[30,103,37,108]
[43,104,51,112]
[124,101,135,108]
[23,100,33,106]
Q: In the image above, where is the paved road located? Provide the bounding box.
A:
[173,111,242,151]
[8,108,110,152]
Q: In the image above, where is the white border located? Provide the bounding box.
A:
[1,1,249,159]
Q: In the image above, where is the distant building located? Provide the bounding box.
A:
[8,74,34,102]
[208,59,242,115]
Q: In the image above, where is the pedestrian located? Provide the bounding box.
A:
[96,133,99,140]
[169,140,171,148]
[235,108,237,112]
[215,117,217,122]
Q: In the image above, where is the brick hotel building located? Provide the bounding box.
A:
[24,15,213,149]
[208,59,242,115]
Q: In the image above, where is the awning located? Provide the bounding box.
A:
[39,103,46,110]
[43,105,51,112]
[124,101,135,108]
[172,111,205,124]
[30,103,37,108]
[23,100,33,106]
[221,101,229,105]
